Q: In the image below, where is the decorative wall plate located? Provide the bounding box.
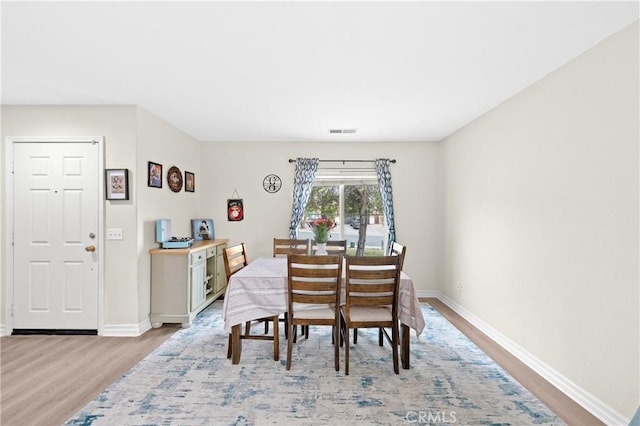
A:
[263,174,282,193]
[167,166,183,192]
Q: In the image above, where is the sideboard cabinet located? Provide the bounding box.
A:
[149,239,228,327]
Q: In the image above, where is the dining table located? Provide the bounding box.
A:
[222,256,426,368]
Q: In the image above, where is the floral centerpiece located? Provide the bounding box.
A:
[309,217,335,244]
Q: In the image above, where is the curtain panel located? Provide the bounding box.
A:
[288,158,319,238]
[375,159,396,253]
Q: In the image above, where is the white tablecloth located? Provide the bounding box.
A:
[222,257,425,336]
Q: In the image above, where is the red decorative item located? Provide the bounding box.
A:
[227,199,244,221]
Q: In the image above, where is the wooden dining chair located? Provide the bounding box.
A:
[273,238,310,337]
[388,241,407,270]
[224,243,279,361]
[340,255,401,375]
[223,243,267,333]
[286,254,343,371]
[311,239,347,255]
[352,242,406,344]
[273,238,309,256]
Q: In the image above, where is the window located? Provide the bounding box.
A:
[296,168,386,255]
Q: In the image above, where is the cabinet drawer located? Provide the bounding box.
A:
[190,250,206,265]
[207,244,227,257]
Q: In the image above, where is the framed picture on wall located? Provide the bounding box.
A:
[192,219,214,240]
[148,161,162,188]
[227,199,244,221]
[105,169,129,200]
[185,171,195,192]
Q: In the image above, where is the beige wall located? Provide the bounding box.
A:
[199,141,442,294]
[135,108,203,324]
[441,21,639,420]
[0,105,203,331]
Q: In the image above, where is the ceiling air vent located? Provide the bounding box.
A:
[329,128,357,134]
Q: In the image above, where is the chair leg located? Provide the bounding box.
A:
[333,325,339,371]
[392,322,399,374]
[264,320,269,334]
[378,328,384,346]
[244,321,251,335]
[286,320,294,370]
[227,333,232,359]
[354,328,358,344]
[344,321,350,376]
[283,313,289,339]
[272,316,279,361]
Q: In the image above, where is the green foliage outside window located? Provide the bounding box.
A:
[304,184,384,256]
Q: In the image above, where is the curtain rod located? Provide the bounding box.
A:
[288,159,396,164]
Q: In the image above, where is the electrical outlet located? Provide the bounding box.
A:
[107,228,123,240]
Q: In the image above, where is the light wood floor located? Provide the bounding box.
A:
[1,325,179,426]
[0,299,603,426]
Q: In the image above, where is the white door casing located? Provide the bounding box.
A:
[4,137,104,333]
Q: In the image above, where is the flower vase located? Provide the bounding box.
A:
[315,243,328,255]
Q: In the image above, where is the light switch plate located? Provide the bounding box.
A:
[107,228,123,240]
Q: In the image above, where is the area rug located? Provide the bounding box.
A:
[66,301,562,425]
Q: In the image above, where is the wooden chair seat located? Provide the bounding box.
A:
[348,306,393,322]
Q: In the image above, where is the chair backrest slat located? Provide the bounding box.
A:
[273,238,309,256]
[287,254,342,307]
[388,242,407,270]
[311,239,347,254]
[223,243,249,280]
[344,255,401,310]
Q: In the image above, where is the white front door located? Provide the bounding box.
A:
[13,141,99,330]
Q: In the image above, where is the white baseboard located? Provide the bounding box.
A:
[416,290,441,298]
[102,319,152,337]
[435,293,629,426]
[0,322,153,337]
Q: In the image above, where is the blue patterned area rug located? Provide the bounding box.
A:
[66,301,562,425]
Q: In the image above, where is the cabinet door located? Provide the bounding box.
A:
[190,260,206,310]
[215,249,228,293]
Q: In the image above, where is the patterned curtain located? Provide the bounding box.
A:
[375,159,396,253]
[288,158,319,238]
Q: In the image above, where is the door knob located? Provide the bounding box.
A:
[85,245,96,252]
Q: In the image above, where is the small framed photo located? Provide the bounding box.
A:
[148,161,162,188]
[185,171,195,192]
[105,169,129,200]
[192,219,214,240]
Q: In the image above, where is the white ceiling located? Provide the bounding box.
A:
[2,1,638,142]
